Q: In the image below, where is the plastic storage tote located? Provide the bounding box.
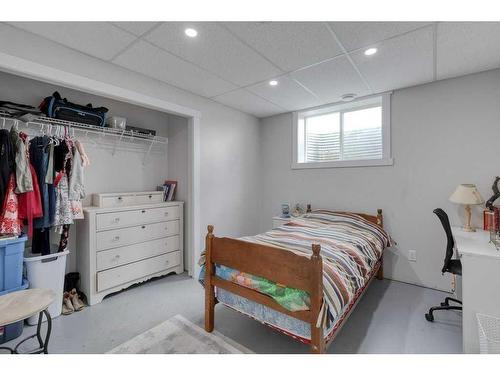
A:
[477,313,500,354]
[24,249,69,325]
[0,278,29,344]
[0,235,28,293]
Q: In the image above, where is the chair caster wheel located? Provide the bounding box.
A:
[425,313,434,322]
[440,302,448,307]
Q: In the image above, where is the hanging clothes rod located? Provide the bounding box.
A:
[0,112,168,146]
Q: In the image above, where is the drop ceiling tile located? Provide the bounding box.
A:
[350,26,434,93]
[9,22,136,60]
[144,22,282,86]
[291,56,371,103]
[112,22,160,36]
[330,22,432,51]
[437,22,500,80]
[113,40,237,98]
[213,89,284,118]
[247,75,321,111]
[223,22,343,72]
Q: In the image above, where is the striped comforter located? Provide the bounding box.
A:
[224,210,391,328]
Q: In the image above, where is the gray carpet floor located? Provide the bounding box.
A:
[6,273,462,353]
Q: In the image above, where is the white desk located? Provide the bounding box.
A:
[453,226,500,353]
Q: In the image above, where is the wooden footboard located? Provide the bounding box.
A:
[204,209,384,354]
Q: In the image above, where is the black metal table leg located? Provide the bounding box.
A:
[12,309,52,354]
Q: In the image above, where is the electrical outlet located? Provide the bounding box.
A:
[408,250,417,262]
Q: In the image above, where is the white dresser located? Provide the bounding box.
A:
[76,191,184,305]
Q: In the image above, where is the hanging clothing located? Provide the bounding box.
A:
[0,174,22,236]
[32,228,50,255]
[29,136,56,229]
[45,142,55,184]
[69,146,85,220]
[58,224,70,252]
[53,174,73,231]
[10,128,33,194]
[0,129,15,210]
[18,163,43,237]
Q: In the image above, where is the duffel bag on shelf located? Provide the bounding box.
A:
[39,91,108,127]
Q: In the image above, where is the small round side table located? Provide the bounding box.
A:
[0,288,55,354]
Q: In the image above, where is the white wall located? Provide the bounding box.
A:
[259,68,500,292]
[0,24,262,269]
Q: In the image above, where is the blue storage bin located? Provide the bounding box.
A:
[0,278,29,344]
[0,234,27,293]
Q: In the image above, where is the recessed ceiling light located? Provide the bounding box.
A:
[364,47,377,56]
[341,93,357,102]
[269,80,278,86]
[185,28,198,38]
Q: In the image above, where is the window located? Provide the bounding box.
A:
[293,93,392,169]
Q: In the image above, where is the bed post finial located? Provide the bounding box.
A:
[312,243,321,257]
[376,209,383,227]
[205,224,215,332]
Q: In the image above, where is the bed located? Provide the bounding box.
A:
[201,209,391,353]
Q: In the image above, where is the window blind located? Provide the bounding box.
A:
[303,106,382,163]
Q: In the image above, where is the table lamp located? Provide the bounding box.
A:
[449,184,484,232]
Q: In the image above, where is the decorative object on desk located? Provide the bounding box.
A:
[449,184,484,232]
[483,207,500,230]
[280,204,290,218]
[306,204,312,213]
[291,203,304,217]
[485,176,500,211]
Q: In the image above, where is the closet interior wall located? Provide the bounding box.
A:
[0,70,189,272]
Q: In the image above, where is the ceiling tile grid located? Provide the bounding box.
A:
[291,55,372,103]
[113,40,237,98]
[223,22,344,72]
[4,21,500,118]
[349,25,435,93]
[145,22,283,86]
[436,22,500,80]
[10,22,137,61]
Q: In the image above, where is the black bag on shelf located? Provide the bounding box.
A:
[39,91,108,127]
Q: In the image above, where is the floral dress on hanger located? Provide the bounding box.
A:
[0,174,22,236]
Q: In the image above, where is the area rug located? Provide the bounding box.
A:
[107,314,253,354]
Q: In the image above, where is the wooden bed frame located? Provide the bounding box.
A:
[204,209,384,354]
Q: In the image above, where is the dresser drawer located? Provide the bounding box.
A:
[96,220,180,251]
[96,236,180,271]
[135,192,163,205]
[96,206,180,231]
[100,195,135,208]
[96,251,181,292]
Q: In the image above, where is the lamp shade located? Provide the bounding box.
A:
[449,184,484,205]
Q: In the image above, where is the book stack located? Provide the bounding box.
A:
[158,180,177,202]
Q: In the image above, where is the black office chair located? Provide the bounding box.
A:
[425,208,462,322]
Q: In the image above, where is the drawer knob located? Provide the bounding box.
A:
[114,217,120,223]
[141,210,146,213]
[113,236,120,241]
[166,260,169,265]
[149,195,152,199]
[141,225,146,229]
[118,197,122,201]
[165,212,169,216]
[114,255,120,260]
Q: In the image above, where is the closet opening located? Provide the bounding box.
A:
[0,68,200,301]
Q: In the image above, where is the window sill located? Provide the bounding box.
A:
[291,158,394,170]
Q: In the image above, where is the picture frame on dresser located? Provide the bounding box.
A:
[76,192,184,305]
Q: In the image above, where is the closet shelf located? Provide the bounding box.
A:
[0,112,168,146]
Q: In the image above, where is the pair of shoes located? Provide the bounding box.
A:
[62,289,86,315]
